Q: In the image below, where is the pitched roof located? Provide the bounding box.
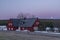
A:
[10,18,37,27]
[12,19,20,27]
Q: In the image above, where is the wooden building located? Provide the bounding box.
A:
[7,18,39,32]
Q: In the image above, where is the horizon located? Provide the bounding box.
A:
[0,0,60,19]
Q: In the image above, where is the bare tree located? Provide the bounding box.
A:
[31,15,36,18]
[17,12,36,19]
[17,12,26,19]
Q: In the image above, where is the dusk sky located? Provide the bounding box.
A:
[0,0,60,19]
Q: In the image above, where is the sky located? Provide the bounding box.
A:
[0,0,60,19]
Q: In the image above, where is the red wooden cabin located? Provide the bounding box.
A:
[7,18,39,32]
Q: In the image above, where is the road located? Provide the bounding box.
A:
[0,31,60,40]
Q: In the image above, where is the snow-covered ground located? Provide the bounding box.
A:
[0,31,60,40]
[0,26,60,35]
[34,31,60,34]
[0,26,7,31]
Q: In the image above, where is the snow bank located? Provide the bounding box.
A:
[34,31,60,34]
[0,26,7,31]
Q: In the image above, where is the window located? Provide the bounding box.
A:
[8,23,12,26]
[34,27,38,31]
[36,22,39,25]
[9,28,10,30]
[11,28,13,30]
[22,27,24,30]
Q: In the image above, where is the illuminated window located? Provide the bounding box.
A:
[34,27,38,31]
[11,28,13,30]
[8,23,12,26]
[36,22,39,25]
[9,28,10,30]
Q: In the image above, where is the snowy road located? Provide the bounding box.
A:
[0,31,60,40]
